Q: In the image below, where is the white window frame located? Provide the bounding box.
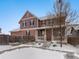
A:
[22,21,26,27]
[30,20,34,26]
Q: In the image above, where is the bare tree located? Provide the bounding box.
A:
[54,0,78,47]
[54,0,78,22]
[48,0,78,47]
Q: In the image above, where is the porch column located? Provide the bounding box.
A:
[44,29,46,42]
[64,35,67,43]
[51,29,54,42]
[64,26,68,43]
[35,30,38,42]
[43,29,47,46]
[37,18,38,27]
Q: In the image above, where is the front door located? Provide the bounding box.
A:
[38,29,45,41]
[46,29,52,41]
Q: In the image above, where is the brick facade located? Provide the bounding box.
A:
[11,11,66,42]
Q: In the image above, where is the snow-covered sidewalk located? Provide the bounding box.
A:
[0,44,33,54]
[0,45,12,51]
[0,42,34,52]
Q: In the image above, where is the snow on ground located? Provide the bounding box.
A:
[0,43,34,52]
[0,45,12,51]
[49,44,76,53]
[34,42,44,47]
[0,43,77,53]
[0,47,66,59]
[0,43,79,59]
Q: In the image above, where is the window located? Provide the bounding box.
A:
[42,21,46,26]
[48,20,53,26]
[22,21,26,27]
[38,30,44,36]
[46,20,49,26]
[30,20,34,26]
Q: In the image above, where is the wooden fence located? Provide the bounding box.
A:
[9,36,35,43]
[0,35,35,45]
[0,35,9,45]
[68,36,79,46]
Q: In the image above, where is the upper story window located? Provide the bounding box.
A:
[22,21,26,27]
[48,20,53,26]
[46,20,53,26]
[30,20,34,26]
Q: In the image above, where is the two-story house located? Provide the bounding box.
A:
[11,11,67,43]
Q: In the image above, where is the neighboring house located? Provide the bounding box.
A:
[67,24,79,45]
[0,28,9,45]
[11,11,66,43]
[71,24,79,36]
[66,24,79,36]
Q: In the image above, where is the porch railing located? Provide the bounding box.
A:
[37,36,44,42]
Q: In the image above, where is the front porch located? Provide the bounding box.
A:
[35,29,52,42]
[35,27,67,43]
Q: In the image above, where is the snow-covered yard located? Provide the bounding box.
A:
[0,47,66,59]
[0,43,79,59]
[49,44,77,53]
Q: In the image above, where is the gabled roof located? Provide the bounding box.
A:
[19,10,38,23]
[22,10,35,19]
